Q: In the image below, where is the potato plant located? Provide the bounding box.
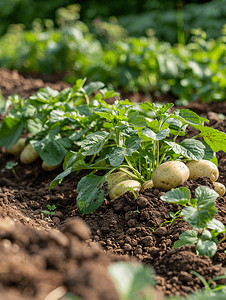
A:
[50,100,226,214]
[161,186,226,258]
[0,78,119,168]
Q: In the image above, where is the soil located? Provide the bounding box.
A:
[1,68,226,300]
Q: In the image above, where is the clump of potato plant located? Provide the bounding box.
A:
[161,186,226,258]
[0,79,119,169]
[50,100,226,214]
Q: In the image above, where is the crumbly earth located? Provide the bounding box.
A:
[1,68,226,299]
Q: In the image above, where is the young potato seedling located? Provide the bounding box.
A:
[161,186,226,258]
[2,161,19,181]
[41,204,57,216]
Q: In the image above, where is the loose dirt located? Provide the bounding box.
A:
[1,68,226,299]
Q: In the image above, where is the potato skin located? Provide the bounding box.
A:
[109,180,141,200]
[106,171,132,190]
[8,138,26,155]
[20,143,39,164]
[213,182,225,197]
[141,180,154,191]
[186,160,219,182]
[152,161,190,191]
[42,161,62,171]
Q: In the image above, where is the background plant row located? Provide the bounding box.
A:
[0,7,226,104]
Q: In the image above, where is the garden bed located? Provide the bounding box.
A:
[1,69,226,299]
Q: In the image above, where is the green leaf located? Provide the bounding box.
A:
[125,136,142,154]
[49,167,73,190]
[201,229,212,241]
[21,104,37,117]
[181,206,217,230]
[160,187,190,205]
[78,131,111,156]
[173,230,199,248]
[83,81,105,96]
[157,103,174,115]
[76,174,108,214]
[166,118,186,136]
[29,87,59,104]
[142,127,170,141]
[195,186,219,206]
[95,111,115,122]
[175,109,200,125]
[26,118,43,134]
[69,127,88,141]
[50,109,67,124]
[164,139,205,160]
[196,239,217,258]
[207,219,226,233]
[31,132,68,166]
[109,147,127,167]
[128,111,147,127]
[202,141,214,160]
[199,127,226,152]
[0,117,24,149]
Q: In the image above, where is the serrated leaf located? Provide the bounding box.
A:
[196,239,217,258]
[160,187,190,205]
[78,131,111,156]
[76,174,108,214]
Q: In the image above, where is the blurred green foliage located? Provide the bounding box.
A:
[0,4,225,103]
[1,0,226,45]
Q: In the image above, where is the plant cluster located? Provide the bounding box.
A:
[161,186,226,258]
[1,79,226,214]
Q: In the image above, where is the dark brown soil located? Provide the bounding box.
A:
[1,68,226,299]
